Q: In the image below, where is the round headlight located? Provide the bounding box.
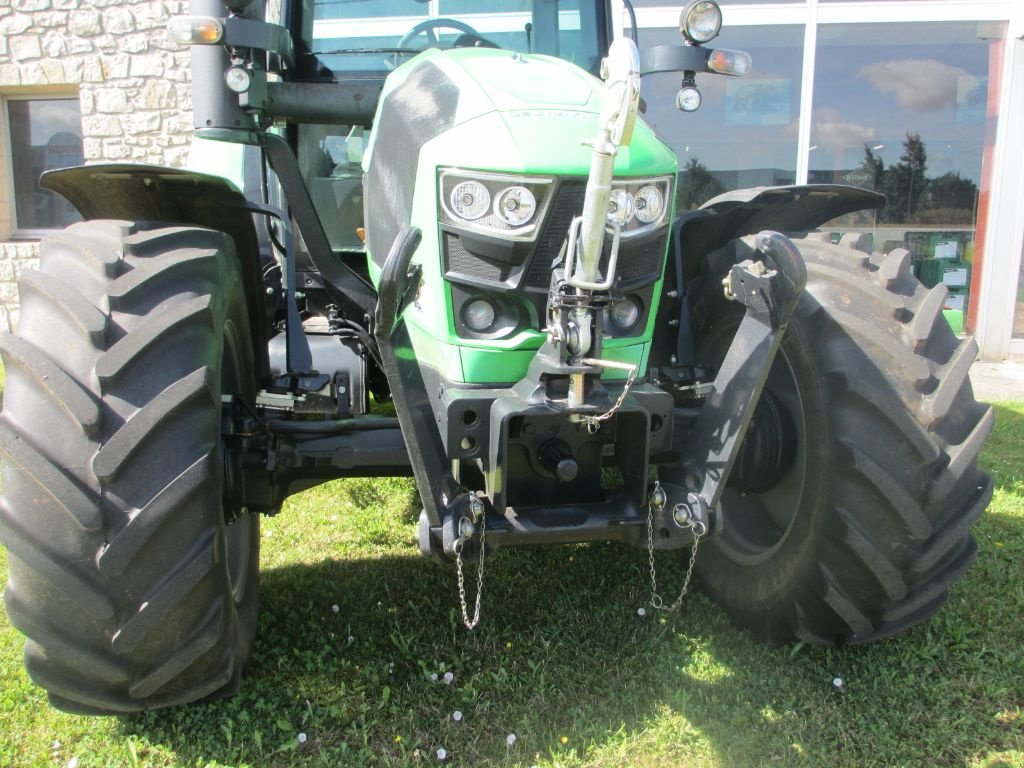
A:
[463,298,496,332]
[450,181,490,221]
[680,1,722,45]
[676,85,702,113]
[494,185,537,226]
[610,297,641,329]
[225,66,252,93]
[634,185,665,224]
[607,188,635,228]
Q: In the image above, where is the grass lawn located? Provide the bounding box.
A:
[0,400,1021,767]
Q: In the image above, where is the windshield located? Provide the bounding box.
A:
[307,0,606,75]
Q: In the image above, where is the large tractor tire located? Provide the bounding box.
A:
[687,233,993,645]
[0,221,260,713]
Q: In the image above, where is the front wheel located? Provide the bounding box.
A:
[0,221,260,712]
[684,234,993,645]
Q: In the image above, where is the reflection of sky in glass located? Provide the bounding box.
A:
[638,25,803,188]
[632,0,786,4]
[20,99,82,145]
[811,22,1003,185]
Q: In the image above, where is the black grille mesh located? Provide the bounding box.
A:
[614,234,667,286]
[525,181,587,288]
[445,232,514,283]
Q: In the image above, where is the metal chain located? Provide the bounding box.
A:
[647,482,705,612]
[454,512,486,630]
[582,363,638,434]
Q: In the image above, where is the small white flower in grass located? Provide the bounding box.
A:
[297,732,307,744]
[436,747,448,761]
[637,607,646,617]
[66,759,79,768]
[332,604,340,614]
[506,733,517,747]
[452,710,463,722]
[347,635,355,644]
[51,741,60,750]
[442,671,454,685]
[430,672,438,682]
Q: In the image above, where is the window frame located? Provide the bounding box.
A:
[1,90,84,241]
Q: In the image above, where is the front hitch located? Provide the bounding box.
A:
[675,230,807,535]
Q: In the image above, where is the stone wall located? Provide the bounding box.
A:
[0,0,194,332]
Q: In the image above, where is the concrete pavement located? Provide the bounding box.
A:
[970,361,1024,402]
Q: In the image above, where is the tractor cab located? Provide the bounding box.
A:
[294,1,612,254]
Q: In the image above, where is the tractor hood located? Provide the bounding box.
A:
[363,48,676,269]
[364,47,674,177]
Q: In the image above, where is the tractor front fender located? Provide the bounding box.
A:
[675,184,885,279]
[42,163,271,378]
[651,184,884,369]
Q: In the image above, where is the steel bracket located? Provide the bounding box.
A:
[678,230,807,531]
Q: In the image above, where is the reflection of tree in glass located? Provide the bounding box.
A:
[859,133,978,226]
[921,171,978,225]
[882,133,928,223]
[677,156,725,211]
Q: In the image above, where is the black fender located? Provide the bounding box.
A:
[652,184,884,368]
[678,184,884,277]
[42,163,271,379]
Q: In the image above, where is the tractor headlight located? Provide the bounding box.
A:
[634,185,665,224]
[680,1,722,45]
[608,297,641,330]
[440,170,553,240]
[605,177,673,237]
[463,298,496,332]
[607,189,636,228]
[449,180,490,221]
[494,186,537,227]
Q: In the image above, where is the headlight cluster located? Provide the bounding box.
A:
[453,288,525,340]
[606,177,672,237]
[680,0,722,45]
[440,170,553,239]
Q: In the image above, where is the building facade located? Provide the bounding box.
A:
[0,0,191,332]
[1,0,1023,359]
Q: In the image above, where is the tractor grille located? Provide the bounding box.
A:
[615,233,667,287]
[444,232,514,284]
[525,180,587,289]
[442,178,667,342]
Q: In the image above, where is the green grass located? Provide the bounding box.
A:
[1,404,1023,768]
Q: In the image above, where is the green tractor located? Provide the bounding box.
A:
[0,0,993,713]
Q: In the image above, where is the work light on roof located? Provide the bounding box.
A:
[680,0,722,45]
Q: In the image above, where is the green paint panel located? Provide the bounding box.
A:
[366,47,678,386]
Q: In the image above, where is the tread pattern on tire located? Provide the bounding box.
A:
[0,221,258,713]
[692,234,993,645]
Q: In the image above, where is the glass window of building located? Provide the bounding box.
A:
[6,97,83,234]
[638,24,804,211]
[810,21,1006,332]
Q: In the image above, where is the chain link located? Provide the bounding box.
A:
[454,511,486,630]
[582,363,638,434]
[647,482,704,612]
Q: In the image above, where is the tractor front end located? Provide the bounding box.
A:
[364,45,682,560]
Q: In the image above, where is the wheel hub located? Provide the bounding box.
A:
[728,390,797,494]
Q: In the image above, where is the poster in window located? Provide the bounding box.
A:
[725,78,792,127]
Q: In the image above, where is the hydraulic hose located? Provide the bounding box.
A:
[266,416,400,435]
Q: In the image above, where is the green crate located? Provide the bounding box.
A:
[915,259,971,290]
[943,308,965,335]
